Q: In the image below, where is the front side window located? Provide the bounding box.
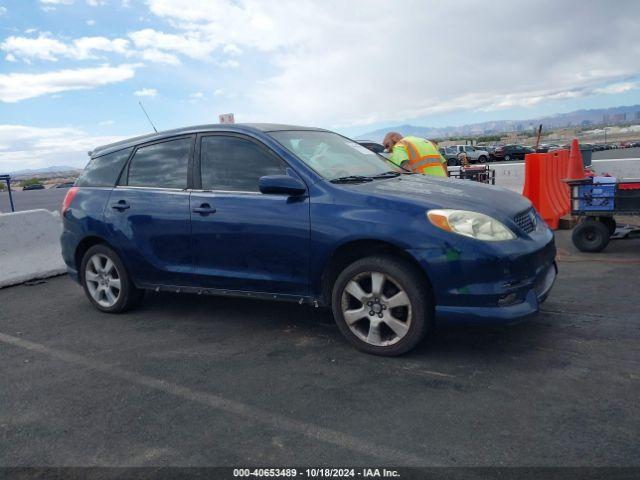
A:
[126,137,191,189]
[269,130,402,180]
[200,135,286,192]
[76,147,132,187]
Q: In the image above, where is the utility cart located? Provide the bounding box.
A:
[448,165,496,185]
[565,177,640,252]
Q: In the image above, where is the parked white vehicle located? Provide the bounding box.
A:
[449,145,490,164]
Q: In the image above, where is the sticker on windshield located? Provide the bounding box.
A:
[345,142,375,154]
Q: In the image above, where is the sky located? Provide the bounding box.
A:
[0,0,639,171]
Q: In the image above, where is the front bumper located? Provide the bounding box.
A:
[434,262,556,325]
[408,228,557,325]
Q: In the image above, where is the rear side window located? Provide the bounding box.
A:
[200,135,285,192]
[76,148,132,187]
[125,137,191,189]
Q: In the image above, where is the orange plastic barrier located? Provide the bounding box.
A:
[522,144,578,230]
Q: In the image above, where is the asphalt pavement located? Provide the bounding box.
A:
[1,231,638,467]
[0,187,67,213]
[592,146,640,160]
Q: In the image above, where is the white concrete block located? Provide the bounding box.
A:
[0,209,66,288]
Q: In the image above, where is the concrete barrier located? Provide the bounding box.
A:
[492,157,640,193]
[0,209,66,288]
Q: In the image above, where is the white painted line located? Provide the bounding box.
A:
[0,331,431,466]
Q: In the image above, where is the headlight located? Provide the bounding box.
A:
[427,209,516,241]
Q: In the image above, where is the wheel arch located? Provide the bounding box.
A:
[74,235,118,274]
[319,239,434,306]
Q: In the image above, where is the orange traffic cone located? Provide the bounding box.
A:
[566,139,585,180]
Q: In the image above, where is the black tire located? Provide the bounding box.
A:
[331,255,433,356]
[598,217,617,236]
[572,220,610,253]
[80,244,144,313]
[478,155,487,164]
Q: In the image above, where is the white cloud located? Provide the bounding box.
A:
[86,0,106,5]
[5,53,16,62]
[86,19,96,26]
[40,0,74,3]
[190,92,204,99]
[1,33,131,62]
[139,48,180,65]
[0,125,126,171]
[99,120,116,126]
[0,64,136,102]
[128,28,217,60]
[0,6,7,16]
[143,0,640,127]
[593,82,640,95]
[222,44,241,56]
[134,88,157,97]
[218,59,239,69]
[213,89,224,96]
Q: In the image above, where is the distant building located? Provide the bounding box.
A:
[581,120,593,126]
[635,111,640,121]
[612,113,626,123]
[603,114,610,125]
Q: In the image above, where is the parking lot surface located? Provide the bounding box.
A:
[0,188,67,213]
[1,231,639,467]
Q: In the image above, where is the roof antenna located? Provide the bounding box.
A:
[138,101,158,133]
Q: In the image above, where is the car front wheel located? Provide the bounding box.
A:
[80,244,143,313]
[504,154,511,161]
[331,256,432,356]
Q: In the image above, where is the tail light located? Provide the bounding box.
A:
[61,187,79,215]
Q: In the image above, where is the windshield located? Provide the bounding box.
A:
[269,130,403,180]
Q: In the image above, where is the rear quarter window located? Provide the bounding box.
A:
[76,148,132,187]
[125,137,191,189]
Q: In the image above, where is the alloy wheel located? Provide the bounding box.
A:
[85,253,121,308]
[340,271,412,346]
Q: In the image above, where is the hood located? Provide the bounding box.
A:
[344,174,532,219]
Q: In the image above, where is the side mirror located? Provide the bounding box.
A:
[259,175,306,196]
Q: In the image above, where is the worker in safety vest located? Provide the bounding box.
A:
[382,132,447,177]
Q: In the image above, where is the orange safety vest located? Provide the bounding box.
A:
[395,138,447,177]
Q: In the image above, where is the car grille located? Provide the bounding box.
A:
[513,208,537,234]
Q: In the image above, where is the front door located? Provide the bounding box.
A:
[105,136,194,287]
[190,133,310,296]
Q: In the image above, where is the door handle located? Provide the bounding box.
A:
[192,203,216,215]
[111,200,130,211]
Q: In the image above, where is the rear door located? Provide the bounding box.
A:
[190,133,310,296]
[104,136,194,287]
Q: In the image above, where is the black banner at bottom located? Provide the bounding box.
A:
[1,467,639,480]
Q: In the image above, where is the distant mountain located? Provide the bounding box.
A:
[9,165,81,175]
[357,104,640,142]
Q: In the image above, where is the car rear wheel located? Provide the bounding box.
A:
[504,154,511,161]
[81,244,143,313]
[331,256,432,356]
[478,155,487,163]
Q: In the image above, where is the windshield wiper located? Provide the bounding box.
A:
[330,175,374,184]
[370,171,402,179]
